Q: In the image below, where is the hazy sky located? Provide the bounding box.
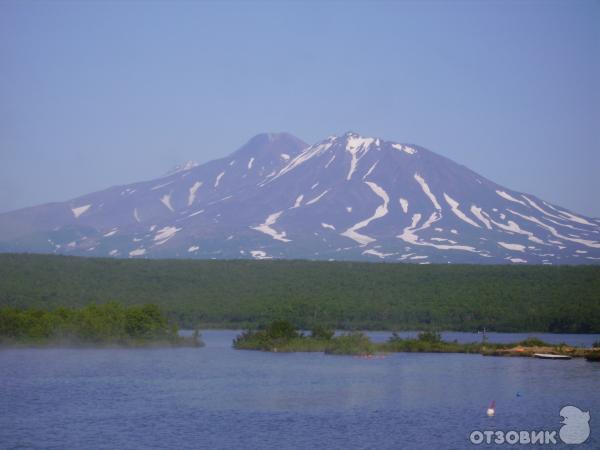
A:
[1,0,598,216]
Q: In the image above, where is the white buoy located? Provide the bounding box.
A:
[487,400,496,417]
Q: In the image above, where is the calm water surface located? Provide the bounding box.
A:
[1,330,598,449]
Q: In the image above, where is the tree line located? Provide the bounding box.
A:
[0,254,599,332]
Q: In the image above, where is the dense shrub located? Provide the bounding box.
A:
[517,337,552,347]
[417,331,442,343]
[234,323,374,354]
[310,325,334,340]
[265,320,299,340]
[324,332,375,355]
[0,302,200,347]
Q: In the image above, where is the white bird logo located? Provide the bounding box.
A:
[559,405,590,445]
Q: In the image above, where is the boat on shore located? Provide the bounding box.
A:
[533,353,572,360]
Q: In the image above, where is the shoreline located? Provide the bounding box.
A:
[235,342,600,360]
[190,326,600,335]
[232,325,600,360]
[0,336,203,350]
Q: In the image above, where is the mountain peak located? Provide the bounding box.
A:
[233,132,308,160]
[246,131,306,146]
[332,131,386,146]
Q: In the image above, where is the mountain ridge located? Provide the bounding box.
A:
[1,131,598,264]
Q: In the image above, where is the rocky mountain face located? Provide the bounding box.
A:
[1,131,599,264]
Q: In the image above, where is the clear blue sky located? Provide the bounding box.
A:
[1,0,598,216]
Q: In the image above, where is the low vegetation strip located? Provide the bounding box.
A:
[0,254,599,332]
[233,321,600,360]
[0,303,203,348]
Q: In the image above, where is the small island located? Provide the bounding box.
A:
[0,302,203,348]
[233,320,600,360]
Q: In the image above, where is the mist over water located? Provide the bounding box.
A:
[1,331,599,449]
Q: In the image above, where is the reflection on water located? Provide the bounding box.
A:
[1,330,598,449]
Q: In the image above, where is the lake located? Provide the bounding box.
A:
[1,330,598,449]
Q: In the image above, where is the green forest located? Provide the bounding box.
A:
[0,302,202,347]
[0,254,599,332]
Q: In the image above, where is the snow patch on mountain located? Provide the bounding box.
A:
[129,248,146,257]
[414,174,441,210]
[363,161,378,180]
[509,210,600,249]
[271,139,334,182]
[399,198,409,214]
[340,182,389,245]
[292,195,304,209]
[251,250,271,259]
[550,206,595,226]
[305,190,329,206]
[488,217,545,245]
[496,190,526,206]
[160,193,174,212]
[103,228,118,237]
[325,153,336,168]
[214,172,225,188]
[251,211,291,242]
[188,181,203,206]
[188,210,204,218]
[498,242,526,252]
[397,213,479,253]
[470,205,492,229]
[151,181,174,191]
[71,204,91,219]
[154,226,181,245]
[443,193,480,228]
[363,248,393,259]
[392,143,417,155]
[431,237,457,244]
[522,195,565,221]
[509,258,527,263]
[346,136,374,181]
[420,211,442,231]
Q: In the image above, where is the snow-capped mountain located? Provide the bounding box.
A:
[1,131,599,264]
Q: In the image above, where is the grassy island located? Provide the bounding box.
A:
[233,321,375,355]
[233,321,600,359]
[0,302,203,348]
